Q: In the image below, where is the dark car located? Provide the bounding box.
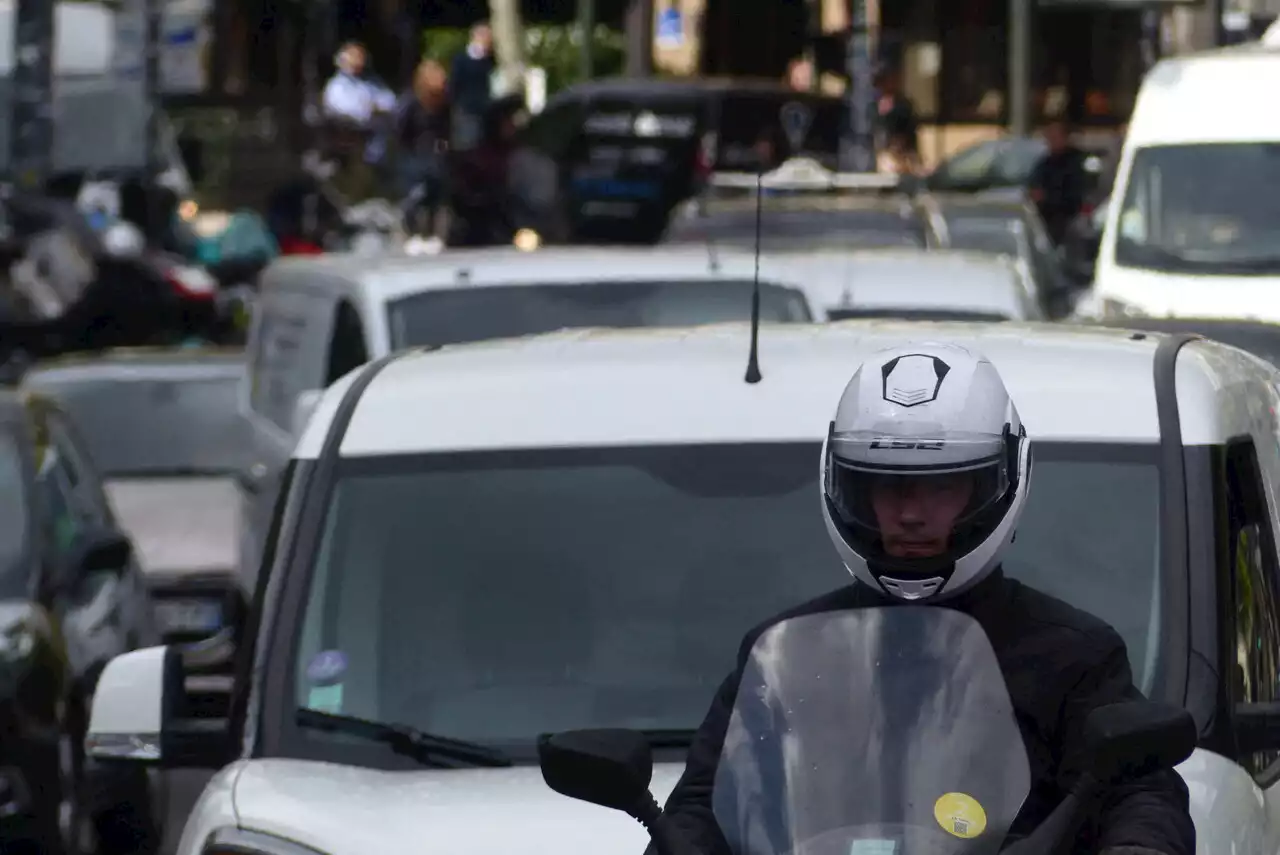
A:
[926,136,1109,196]
[928,192,1084,319]
[663,190,945,252]
[0,388,161,855]
[510,77,843,244]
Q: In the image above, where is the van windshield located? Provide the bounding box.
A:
[1114,143,1280,275]
[285,442,1162,762]
[386,280,813,349]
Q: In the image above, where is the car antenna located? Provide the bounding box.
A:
[744,165,763,384]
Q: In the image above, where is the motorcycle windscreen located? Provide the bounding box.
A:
[712,607,1031,855]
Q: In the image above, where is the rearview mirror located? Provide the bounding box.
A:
[538,729,655,816]
[68,527,133,580]
[1084,701,1197,782]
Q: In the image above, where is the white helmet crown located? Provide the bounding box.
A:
[821,342,1032,601]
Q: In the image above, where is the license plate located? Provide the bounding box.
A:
[156,599,222,635]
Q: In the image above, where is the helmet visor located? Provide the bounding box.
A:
[826,429,1012,559]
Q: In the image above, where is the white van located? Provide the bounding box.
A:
[1090,44,1280,321]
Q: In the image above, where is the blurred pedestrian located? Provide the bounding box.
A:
[322,41,396,129]
[395,59,452,237]
[1028,117,1090,244]
[874,64,919,156]
[450,21,497,151]
[321,41,397,199]
[449,95,522,247]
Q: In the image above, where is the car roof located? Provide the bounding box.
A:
[262,245,772,304]
[22,348,244,386]
[1132,48,1280,145]
[297,321,1238,460]
[762,250,1026,318]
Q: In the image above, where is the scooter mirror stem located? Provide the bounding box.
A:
[630,796,705,855]
[1003,772,1099,855]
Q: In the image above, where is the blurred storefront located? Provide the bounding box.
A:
[653,0,1157,164]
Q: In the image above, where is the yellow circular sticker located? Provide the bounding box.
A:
[934,792,987,839]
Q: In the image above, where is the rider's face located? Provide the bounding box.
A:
[871,473,974,558]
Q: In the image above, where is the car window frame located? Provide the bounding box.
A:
[1224,436,1280,783]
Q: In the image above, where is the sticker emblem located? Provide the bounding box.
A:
[934,792,987,839]
[306,650,348,685]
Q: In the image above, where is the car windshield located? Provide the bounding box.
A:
[386,280,812,349]
[22,362,248,477]
[289,441,1161,760]
[0,428,28,597]
[1115,143,1280,275]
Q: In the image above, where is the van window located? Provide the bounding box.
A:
[249,304,308,432]
[1115,143,1280,276]
[326,301,369,385]
[1226,439,1280,779]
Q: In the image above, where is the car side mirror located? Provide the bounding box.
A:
[1084,701,1197,783]
[292,387,323,437]
[539,729,656,816]
[85,645,232,768]
[68,527,133,581]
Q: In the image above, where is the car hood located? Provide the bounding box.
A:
[1093,266,1280,323]
[232,759,685,854]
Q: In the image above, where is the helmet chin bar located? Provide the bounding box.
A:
[877,575,946,600]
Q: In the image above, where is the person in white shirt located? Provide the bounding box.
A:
[322,41,396,127]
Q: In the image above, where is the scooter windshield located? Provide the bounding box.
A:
[711,607,1031,855]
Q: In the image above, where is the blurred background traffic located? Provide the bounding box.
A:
[1,0,1280,853]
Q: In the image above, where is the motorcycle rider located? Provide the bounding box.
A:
[651,342,1195,855]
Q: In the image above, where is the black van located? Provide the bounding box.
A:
[510,77,844,244]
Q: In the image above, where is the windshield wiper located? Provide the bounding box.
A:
[296,707,512,768]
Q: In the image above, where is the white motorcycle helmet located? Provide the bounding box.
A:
[821,342,1032,602]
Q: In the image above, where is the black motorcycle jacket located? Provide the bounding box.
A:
[647,569,1195,855]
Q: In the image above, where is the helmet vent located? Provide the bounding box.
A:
[878,575,945,600]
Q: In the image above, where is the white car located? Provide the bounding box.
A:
[237,245,814,596]
[89,319,1280,855]
[763,248,1041,322]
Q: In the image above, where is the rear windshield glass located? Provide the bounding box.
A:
[387,280,813,349]
[24,364,248,477]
